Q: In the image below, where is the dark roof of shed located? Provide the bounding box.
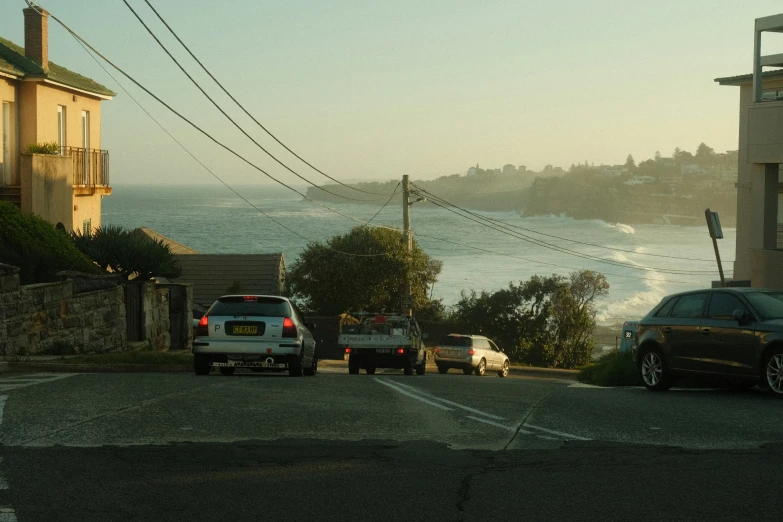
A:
[174,254,286,307]
[0,36,115,97]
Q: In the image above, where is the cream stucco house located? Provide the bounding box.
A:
[0,7,115,234]
[715,13,783,289]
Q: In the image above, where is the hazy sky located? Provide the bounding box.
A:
[2,0,783,185]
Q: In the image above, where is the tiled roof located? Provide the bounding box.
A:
[714,69,783,85]
[137,228,199,255]
[0,36,115,97]
[174,254,286,307]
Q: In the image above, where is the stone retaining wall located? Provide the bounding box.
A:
[0,265,127,355]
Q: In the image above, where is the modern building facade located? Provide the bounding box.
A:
[715,13,783,289]
[0,7,115,233]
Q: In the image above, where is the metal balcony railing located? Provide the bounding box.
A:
[67,147,110,187]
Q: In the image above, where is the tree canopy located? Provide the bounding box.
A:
[451,270,609,368]
[288,226,443,318]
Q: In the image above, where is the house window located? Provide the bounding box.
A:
[82,218,91,237]
[57,105,67,154]
[81,110,90,150]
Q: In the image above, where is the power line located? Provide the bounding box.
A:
[415,194,723,276]
[413,184,732,263]
[29,2,396,231]
[413,232,707,286]
[140,0,390,197]
[119,0,388,203]
[411,184,728,276]
[366,183,400,225]
[68,34,388,258]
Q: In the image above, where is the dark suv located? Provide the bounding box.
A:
[632,288,783,396]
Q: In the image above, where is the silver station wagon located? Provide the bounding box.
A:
[434,334,510,377]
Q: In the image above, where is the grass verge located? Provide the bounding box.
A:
[59,351,193,366]
[579,350,641,387]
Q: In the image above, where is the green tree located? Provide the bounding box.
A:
[71,226,181,281]
[695,142,715,164]
[288,226,443,318]
[450,270,609,368]
[0,202,99,283]
[625,154,636,169]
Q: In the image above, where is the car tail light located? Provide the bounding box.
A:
[282,317,297,338]
[197,315,208,336]
[468,348,475,355]
[345,347,352,354]
[434,347,439,354]
[396,347,405,354]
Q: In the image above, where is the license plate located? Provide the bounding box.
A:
[233,325,258,335]
[447,350,460,356]
[376,349,391,354]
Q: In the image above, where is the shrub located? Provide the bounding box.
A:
[71,225,182,280]
[579,350,642,387]
[25,142,60,154]
[0,202,99,284]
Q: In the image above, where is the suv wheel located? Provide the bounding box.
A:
[498,360,509,378]
[764,348,783,397]
[640,348,672,391]
[474,359,486,376]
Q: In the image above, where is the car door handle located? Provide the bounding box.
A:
[701,328,710,336]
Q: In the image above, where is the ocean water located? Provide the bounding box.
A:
[103,185,737,326]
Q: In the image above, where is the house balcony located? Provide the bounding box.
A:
[66,147,111,196]
[20,147,112,230]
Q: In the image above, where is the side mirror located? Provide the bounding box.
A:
[732,309,747,323]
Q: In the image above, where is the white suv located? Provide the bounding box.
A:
[192,295,317,377]
[434,334,509,377]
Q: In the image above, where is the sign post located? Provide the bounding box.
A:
[705,208,726,287]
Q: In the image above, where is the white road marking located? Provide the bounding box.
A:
[389,381,506,421]
[0,374,76,392]
[523,423,591,441]
[376,380,454,411]
[466,416,533,434]
[568,383,605,388]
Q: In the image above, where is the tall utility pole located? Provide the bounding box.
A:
[402,175,412,316]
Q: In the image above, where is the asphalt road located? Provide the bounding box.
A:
[0,368,780,521]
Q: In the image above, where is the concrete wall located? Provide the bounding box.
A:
[0,265,127,356]
[0,77,19,186]
[20,152,73,229]
[733,82,783,284]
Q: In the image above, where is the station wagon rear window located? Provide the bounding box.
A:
[442,336,472,347]
[209,297,291,317]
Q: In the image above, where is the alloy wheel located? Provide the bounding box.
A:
[641,352,663,387]
[767,354,783,394]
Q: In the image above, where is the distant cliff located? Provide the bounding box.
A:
[523,172,737,226]
[306,172,533,212]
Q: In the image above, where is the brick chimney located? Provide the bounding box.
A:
[23,7,49,71]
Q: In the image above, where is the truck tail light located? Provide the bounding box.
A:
[345,347,352,354]
[396,347,405,354]
[282,317,297,338]
[434,347,439,354]
[197,315,208,336]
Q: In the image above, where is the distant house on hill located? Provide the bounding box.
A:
[502,164,517,175]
